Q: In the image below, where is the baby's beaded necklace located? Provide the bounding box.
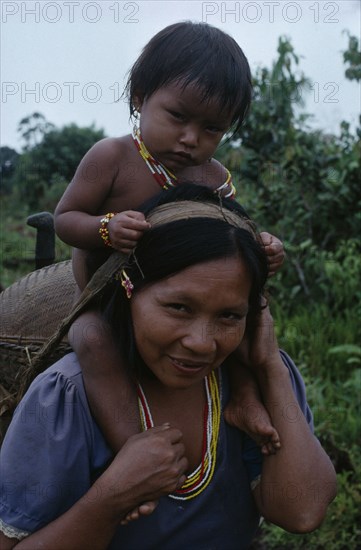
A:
[132,126,236,199]
[137,370,221,501]
[132,126,177,190]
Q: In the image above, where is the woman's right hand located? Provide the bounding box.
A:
[95,424,188,519]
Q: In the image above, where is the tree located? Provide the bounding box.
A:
[17,112,55,151]
[343,32,361,82]
[0,147,19,195]
[11,116,106,210]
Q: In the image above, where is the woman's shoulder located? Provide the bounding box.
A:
[0,353,110,537]
[4,352,108,474]
[16,353,90,427]
[38,352,83,387]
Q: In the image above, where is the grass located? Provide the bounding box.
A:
[252,303,361,550]
[0,196,71,289]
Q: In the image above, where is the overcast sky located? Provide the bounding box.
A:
[1,0,360,152]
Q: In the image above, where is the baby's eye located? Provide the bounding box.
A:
[169,110,185,121]
[206,126,224,134]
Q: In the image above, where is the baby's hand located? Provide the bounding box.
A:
[259,231,285,277]
[108,211,150,253]
[120,501,158,525]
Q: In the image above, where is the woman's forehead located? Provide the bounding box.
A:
[142,257,251,308]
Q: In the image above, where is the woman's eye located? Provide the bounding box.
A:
[166,303,189,313]
[221,312,244,322]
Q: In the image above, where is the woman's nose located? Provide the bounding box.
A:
[181,321,217,355]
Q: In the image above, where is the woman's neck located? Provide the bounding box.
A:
[137,376,207,473]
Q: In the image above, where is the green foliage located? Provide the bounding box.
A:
[216,35,361,314]
[343,32,361,82]
[10,117,106,210]
[266,237,361,316]
[251,303,361,550]
[0,195,71,288]
[0,146,20,195]
[328,344,361,366]
[235,36,311,154]
[17,112,55,151]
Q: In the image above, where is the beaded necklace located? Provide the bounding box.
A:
[132,126,177,190]
[132,126,236,199]
[137,370,221,501]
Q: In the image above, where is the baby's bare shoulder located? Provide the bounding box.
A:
[208,158,230,183]
[189,158,230,189]
[75,135,136,190]
[85,136,130,165]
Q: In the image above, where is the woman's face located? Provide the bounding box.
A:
[130,256,251,389]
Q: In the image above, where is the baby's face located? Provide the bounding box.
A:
[134,81,234,171]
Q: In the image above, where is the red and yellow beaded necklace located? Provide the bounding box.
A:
[132,126,177,190]
[137,370,221,501]
[132,126,236,199]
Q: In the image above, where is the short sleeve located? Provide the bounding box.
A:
[242,350,314,487]
[0,355,96,536]
[279,349,314,431]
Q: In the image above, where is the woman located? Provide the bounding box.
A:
[0,186,336,549]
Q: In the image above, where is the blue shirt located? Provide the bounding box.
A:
[0,351,313,549]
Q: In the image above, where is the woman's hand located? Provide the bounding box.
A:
[108,211,150,253]
[97,424,188,519]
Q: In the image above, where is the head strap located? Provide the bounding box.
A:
[146,201,257,237]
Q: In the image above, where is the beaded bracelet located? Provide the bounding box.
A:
[99,212,115,247]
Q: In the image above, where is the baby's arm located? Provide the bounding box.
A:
[55,138,119,248]
[54,138,149,252]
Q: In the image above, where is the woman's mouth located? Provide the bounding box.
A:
[169,356,209,374]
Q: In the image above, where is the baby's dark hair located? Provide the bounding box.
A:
[102,184,267,375]
[124,21,252,134]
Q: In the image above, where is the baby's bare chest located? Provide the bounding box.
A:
[99,141,221,213]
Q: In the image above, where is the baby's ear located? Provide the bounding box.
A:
[132,92,144,112]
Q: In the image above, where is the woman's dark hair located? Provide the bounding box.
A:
[102,184,267,376]
[124,21,252,134]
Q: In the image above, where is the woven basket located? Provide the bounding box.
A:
[0,260,76,438]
